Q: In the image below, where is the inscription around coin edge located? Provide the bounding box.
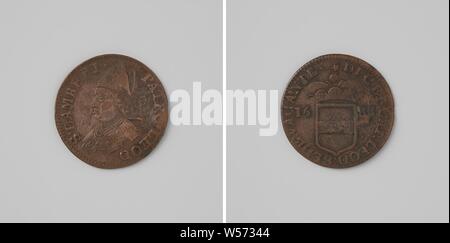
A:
[281,54,394,168]
[55,54,168,169]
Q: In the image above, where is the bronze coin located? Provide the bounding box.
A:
[281,54,394,168]
[55,54,168,169]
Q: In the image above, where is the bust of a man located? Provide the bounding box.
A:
[80,64,139,154]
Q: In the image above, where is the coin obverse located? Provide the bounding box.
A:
[55,54,168,169]
[281,54,394,168]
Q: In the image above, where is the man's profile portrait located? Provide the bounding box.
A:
[80,64,139,154]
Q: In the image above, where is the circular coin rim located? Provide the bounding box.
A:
[55,54,169,169]
[281,53,395,169]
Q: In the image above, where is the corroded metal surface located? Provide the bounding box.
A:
[282,54,394,168]
[56,54,168,169]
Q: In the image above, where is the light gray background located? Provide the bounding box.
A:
[228,0,449,222]
[0,0,222,222]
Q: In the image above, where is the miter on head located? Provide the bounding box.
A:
[95,63,131,96]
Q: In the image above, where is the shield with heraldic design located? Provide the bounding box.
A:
[282,54,394,168]
[315,103,357,155]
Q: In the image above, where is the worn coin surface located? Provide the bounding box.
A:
[281,54,394,168]
[55,54,168,169]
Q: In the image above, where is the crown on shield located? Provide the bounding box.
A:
[313,80,357,103]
